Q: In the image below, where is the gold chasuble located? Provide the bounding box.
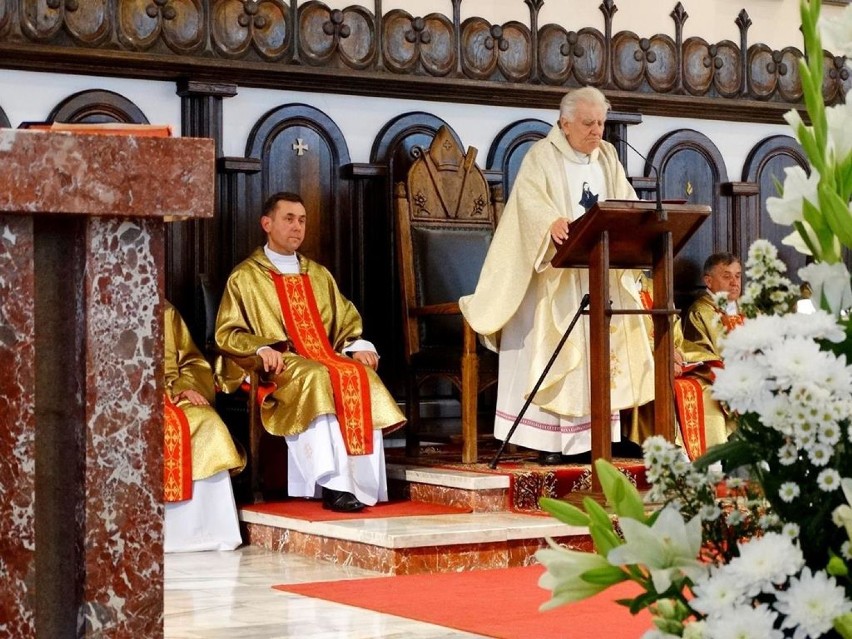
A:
[214,249,405,443]
[164,302,244,503]
[271,272,373,455]
[164,394,193,502]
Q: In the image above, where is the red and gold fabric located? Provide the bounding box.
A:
[213,250,405,443]
[271,272,373,455]
[164,394,193,502]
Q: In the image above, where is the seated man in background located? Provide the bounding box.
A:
[684,252,744,359]
[681,252,745,452]
[164,300,245,553]
[214,191,405,513]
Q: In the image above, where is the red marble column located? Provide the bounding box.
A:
[0,215,36,637]
[0,129,213,638]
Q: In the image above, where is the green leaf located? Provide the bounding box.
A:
[579,565,629,586]
[538,497,591,527]
[588,521,622,556]
[834,612,852,639]
[583,497,614,531]
[595,459,646,522]
[818,184,852,247]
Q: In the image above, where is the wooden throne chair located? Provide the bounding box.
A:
[394,125,503,463]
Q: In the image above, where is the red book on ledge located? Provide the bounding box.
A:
[18,122,173,137]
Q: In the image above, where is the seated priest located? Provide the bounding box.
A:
[163,301,245,553]
[681,252,745,452]
[214,191,405,513]
[624,273,728,460]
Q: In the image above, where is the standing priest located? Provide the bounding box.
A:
[460,87,655,465]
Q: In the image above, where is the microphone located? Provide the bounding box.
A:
[609,132,666,222]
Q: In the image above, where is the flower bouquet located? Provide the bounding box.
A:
[536,1,852,636]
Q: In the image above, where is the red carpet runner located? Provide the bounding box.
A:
[243,499,472,522]
[275,564,651,638]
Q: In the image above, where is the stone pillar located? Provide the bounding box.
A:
[0,129,214,638]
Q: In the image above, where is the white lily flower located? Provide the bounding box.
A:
[819,6,852,59]
[607,507,707,593]
[765,165,820,226]
[535,545,614,609]
[825,92,852,160]
[798,261,852,315]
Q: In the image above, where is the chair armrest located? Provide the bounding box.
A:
[411,302,461,317]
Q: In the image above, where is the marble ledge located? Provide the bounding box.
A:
[386,463,509,490]
[238,509,585,549]
[0,129,214,220]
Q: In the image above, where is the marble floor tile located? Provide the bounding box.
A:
[164,546,488,638]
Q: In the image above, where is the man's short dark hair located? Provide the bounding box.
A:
[262,191,304,218]
[703,252,740,276]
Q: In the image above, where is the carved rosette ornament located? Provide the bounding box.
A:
[118,0,205,53]
[299,2,375,69]
[383,10,454,76]
[538,25,604,86]
[461,18,531,82]
[22,0,110,44]
[612,31,678,92]
[682,39,741,98]
[748,44,802,101]
[211,0,287,60]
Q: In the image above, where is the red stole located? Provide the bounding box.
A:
[164,394,193,502]
[638,284,708,459]
[270,271,373,455]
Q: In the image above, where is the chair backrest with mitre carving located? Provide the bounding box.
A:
[396,125,501,355]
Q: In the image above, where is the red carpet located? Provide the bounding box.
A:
[242,499,471,522]
[275,564,650,638]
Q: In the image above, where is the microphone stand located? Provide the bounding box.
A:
[489,293,591,469]
[610,133,666,223]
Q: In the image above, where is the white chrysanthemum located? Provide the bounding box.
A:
[760,513,781,530]
[712,362,774,414]
[765,165,820,226]
[778,442,799,466]
[726,510,744,526]
[700,504,721,522]
[818,421,842,446]
[778,482,800,503]
[726,477,745,490]
[775,568,852,639]
[718,315,785,359]
[781,522,800,539]
[808,443,834,467]
[703,603,783,639]
[818,468,842,491]
[762,337,827,390]
[691,567,747,617]
[783,310,847,343]
[727,533,804,597]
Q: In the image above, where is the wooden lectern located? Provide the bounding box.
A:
[551,199,710,494]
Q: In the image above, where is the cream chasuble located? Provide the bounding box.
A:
[460,124,655,453]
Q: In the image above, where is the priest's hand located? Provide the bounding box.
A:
[352,350,379,371]
[175,389,209,406]
[550,217,570,245]
[674,349,684,378]
[257,346,286,375]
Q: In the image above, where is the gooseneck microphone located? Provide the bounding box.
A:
[609,132,666,222]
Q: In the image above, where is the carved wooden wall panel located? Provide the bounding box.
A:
[0,106,9,128]
[646,129,730,311]
[47,89,150,124]
[742,135,809,276]
[487,118,550,199]
[244,103,353,295]
[0,1,847,124]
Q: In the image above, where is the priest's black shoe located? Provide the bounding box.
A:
[537,451,562,466]
[321,487,366,513]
